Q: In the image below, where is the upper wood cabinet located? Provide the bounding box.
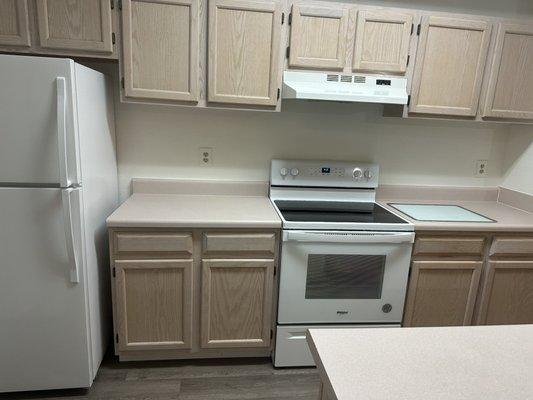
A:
[482,22,533,120]
[289,4,349,70]
[352,10,413,74]
[201,259,274,348]
[0,0,31,47]
[208,0,282,106]
[121,0,199,102]
[403,260,482,327]
[409,16,492,116]
[35,0,113,53]
[115,259,193,351]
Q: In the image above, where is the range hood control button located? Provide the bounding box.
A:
[280,167,288,177]
[290,168,300,177]
[364,169,373,179]
[352,168,363,180]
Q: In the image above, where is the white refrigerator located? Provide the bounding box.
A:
[0,55,118,392]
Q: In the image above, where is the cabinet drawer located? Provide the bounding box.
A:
[490,237,533,257]
[203,233,276,256]
[115,232,193,256]
[413,236,485,257]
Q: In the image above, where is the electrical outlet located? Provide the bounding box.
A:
[475,160,488,177]
[199,147,213,166]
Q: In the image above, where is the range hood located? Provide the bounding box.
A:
[282,71,408,105]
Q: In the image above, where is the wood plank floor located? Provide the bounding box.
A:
[0,356,320,400]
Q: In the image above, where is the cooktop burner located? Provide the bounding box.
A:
[274,201,408,224]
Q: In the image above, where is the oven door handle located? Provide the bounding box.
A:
[283,231,415,244]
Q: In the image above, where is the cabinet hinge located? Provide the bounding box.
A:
[281,12,284,24]
[270,329,273,340]
[273,266,277,276]
[410,23,414,35]
[112,267,116,278]
[288,12,292,25]
[407,95,411,106]
[277,88,280,100]
[112,32,116,45]
[286,46,290,59]
[115,333,119,343]
[121,77,125,89]
[110,0,114,10]
[118,0,122,10]
[417,24,421,35]
[406,55,410,67]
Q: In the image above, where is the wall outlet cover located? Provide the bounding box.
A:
[475,159,488,177]
[199,147,213,166]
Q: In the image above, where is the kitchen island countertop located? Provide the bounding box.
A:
[308,325,533,400]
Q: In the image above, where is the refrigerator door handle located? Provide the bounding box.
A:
[56,77,70,188]
[62,188,80,283]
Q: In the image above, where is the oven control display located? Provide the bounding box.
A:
[308,167,345,177]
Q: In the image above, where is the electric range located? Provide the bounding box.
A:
[269,159,414,367]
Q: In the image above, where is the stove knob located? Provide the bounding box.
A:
[280,167,288,177]
[352,168,363,180]
[364,169,373,180]
[290,168,300,177]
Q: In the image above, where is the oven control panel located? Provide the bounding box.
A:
[271,159,379,188]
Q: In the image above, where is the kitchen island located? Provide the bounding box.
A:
[308,325,533,400]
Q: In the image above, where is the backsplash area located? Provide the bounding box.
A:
[115,97,508,200]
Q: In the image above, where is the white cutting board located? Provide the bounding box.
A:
[389,204,494,222]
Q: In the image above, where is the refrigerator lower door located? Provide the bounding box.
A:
[0,187,92,392]
[0,55,80,186]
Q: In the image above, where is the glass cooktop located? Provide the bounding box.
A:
[274,200,409,224]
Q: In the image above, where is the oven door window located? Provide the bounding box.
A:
[305,254,386,299]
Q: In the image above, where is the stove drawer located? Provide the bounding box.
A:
[274,324,400,367]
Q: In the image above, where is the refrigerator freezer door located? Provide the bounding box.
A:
[0,187,92,392]
[0,55,80,186]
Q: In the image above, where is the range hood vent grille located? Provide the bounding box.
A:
[282,71,408,105]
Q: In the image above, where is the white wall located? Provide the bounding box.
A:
[87,0,533,201]
[501,126,533,195]
[115,99,509,199]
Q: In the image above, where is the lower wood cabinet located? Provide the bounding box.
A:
[201,259,274,348]
[114,259,193,351]
[477,261,533,325]
[403,260,482,327]
[404,234,533,328]
[109,228,279,360]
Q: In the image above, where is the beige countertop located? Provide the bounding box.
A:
[307,325,533,400]
[378,199,533,232]
[106,193,282,228]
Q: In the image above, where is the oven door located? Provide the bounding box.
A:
[278,230,415,324]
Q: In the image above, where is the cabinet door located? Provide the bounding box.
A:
[352,10,413,74]
[482,23,533,120]
[115,259,193,351]
[403,261,482,327]
[289,4,349,70]
[35,0,113,53]
[122,0,199,102]
[477,261,533,325]
[0,0,30,47]
[201,259,274,348]
[208,0,282,106]
[409,16,491,116]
